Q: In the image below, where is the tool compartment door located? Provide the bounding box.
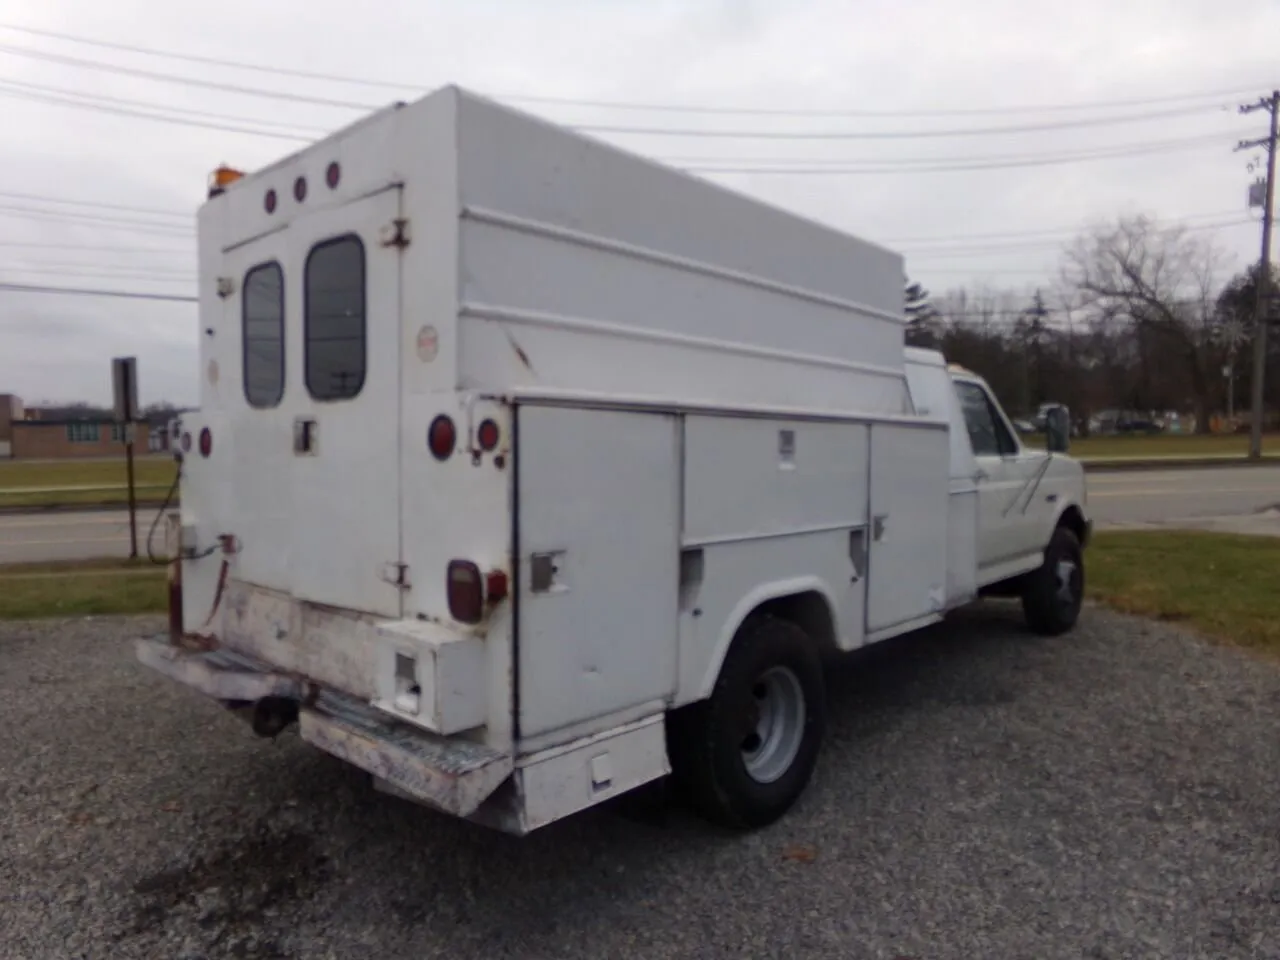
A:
[287,186,404,617]
[515,405,680,740]
[866,422,950,633]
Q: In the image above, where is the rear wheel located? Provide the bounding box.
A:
[1021,525,1084,636]
[667,614,826,829]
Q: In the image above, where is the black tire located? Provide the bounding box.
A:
[1021,525,1085,636]
[666,614,826,830]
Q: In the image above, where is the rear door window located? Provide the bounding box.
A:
[242,261,285,408]
[305,235,366,401]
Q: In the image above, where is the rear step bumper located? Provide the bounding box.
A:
[135,636,513,818]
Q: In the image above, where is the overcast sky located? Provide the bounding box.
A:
[0,0,1276,407]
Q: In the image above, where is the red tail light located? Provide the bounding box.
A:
[447,562,508,624]
[428,414,456,461]
[199,427,213,458]
[447,560,483,624]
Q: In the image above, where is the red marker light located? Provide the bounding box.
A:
[264,189,277,214]
[326,162,341,189]
[199,427,213,458]
[428,415,455,461]
[293,176,307,203]
[476,418,500,452]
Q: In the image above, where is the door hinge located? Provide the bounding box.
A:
[380,562,410,589]
[379,218,411,249]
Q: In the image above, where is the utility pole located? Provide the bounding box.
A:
[1237,91,1279,460]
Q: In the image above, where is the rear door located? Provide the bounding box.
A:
[288,186,404,618]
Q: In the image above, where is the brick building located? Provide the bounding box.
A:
[0,394,24,458]
[0,393,171,459]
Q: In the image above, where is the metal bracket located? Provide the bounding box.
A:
[380,562,410,589]
[872,514,887,542]
[379,218,411,249]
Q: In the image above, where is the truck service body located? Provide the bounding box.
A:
[139,85,1090,834]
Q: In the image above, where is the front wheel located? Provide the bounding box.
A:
[1021,525,1084,636]
[666,614,826,830]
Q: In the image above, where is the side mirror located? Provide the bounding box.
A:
[1044,404,1071,454]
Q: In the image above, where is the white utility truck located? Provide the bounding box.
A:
[138,85,1090,835]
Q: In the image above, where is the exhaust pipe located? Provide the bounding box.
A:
[251,697,300,738]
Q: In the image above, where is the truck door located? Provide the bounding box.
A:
[952,379,1025,573]
[287,186,405,617]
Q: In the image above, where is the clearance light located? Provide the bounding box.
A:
[208,165,244,198]
[293,176,307,203]
[199,428,213,458]
[476,418,500,452]
[326,162,341,189]
[264,189,277,214]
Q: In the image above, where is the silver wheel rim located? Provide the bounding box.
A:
[1055,559,1079,607]
[741,665,806,784]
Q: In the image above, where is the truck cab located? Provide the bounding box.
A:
[905,346,1090,633]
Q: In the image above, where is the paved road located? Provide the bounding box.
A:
[0,465,1276,565]
[4,610,1278,959]
[1087,464,1280,527]
[0,511,148,565]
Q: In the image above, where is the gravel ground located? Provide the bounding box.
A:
[2,607,1279,960]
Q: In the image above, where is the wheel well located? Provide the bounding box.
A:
[751,590,838,656]
[1057,504,1089,546]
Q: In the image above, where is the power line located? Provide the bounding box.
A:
[0,41,1237,139]
[0,21,1268,118]
[0,267,194,283]
[0,74,1248,177]
[0,203,192,234]
[0,189,188,218]
[0,260,195,276]
[903,218,1254,258]
[661,132,1232,167]
[685,137,1229,173]
[0,78,319,142]
[0,241,190,252]
[0,280,196,301]
[573,104,1228,141]
[0,42,381,110]
[0,76,326,135]
[883,209,1243,245]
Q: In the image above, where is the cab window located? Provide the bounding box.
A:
[242,261,285,408]
[305,234,366,401]
[954,381,1017,457]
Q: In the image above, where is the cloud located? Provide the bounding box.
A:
[0,0,1274,404]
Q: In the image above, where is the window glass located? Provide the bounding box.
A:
[305,235,366,401]
[954,382,1003,457]
[243,261,285,408]
[66,422,100,443]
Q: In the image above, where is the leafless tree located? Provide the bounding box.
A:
[1061,214,1231,433]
